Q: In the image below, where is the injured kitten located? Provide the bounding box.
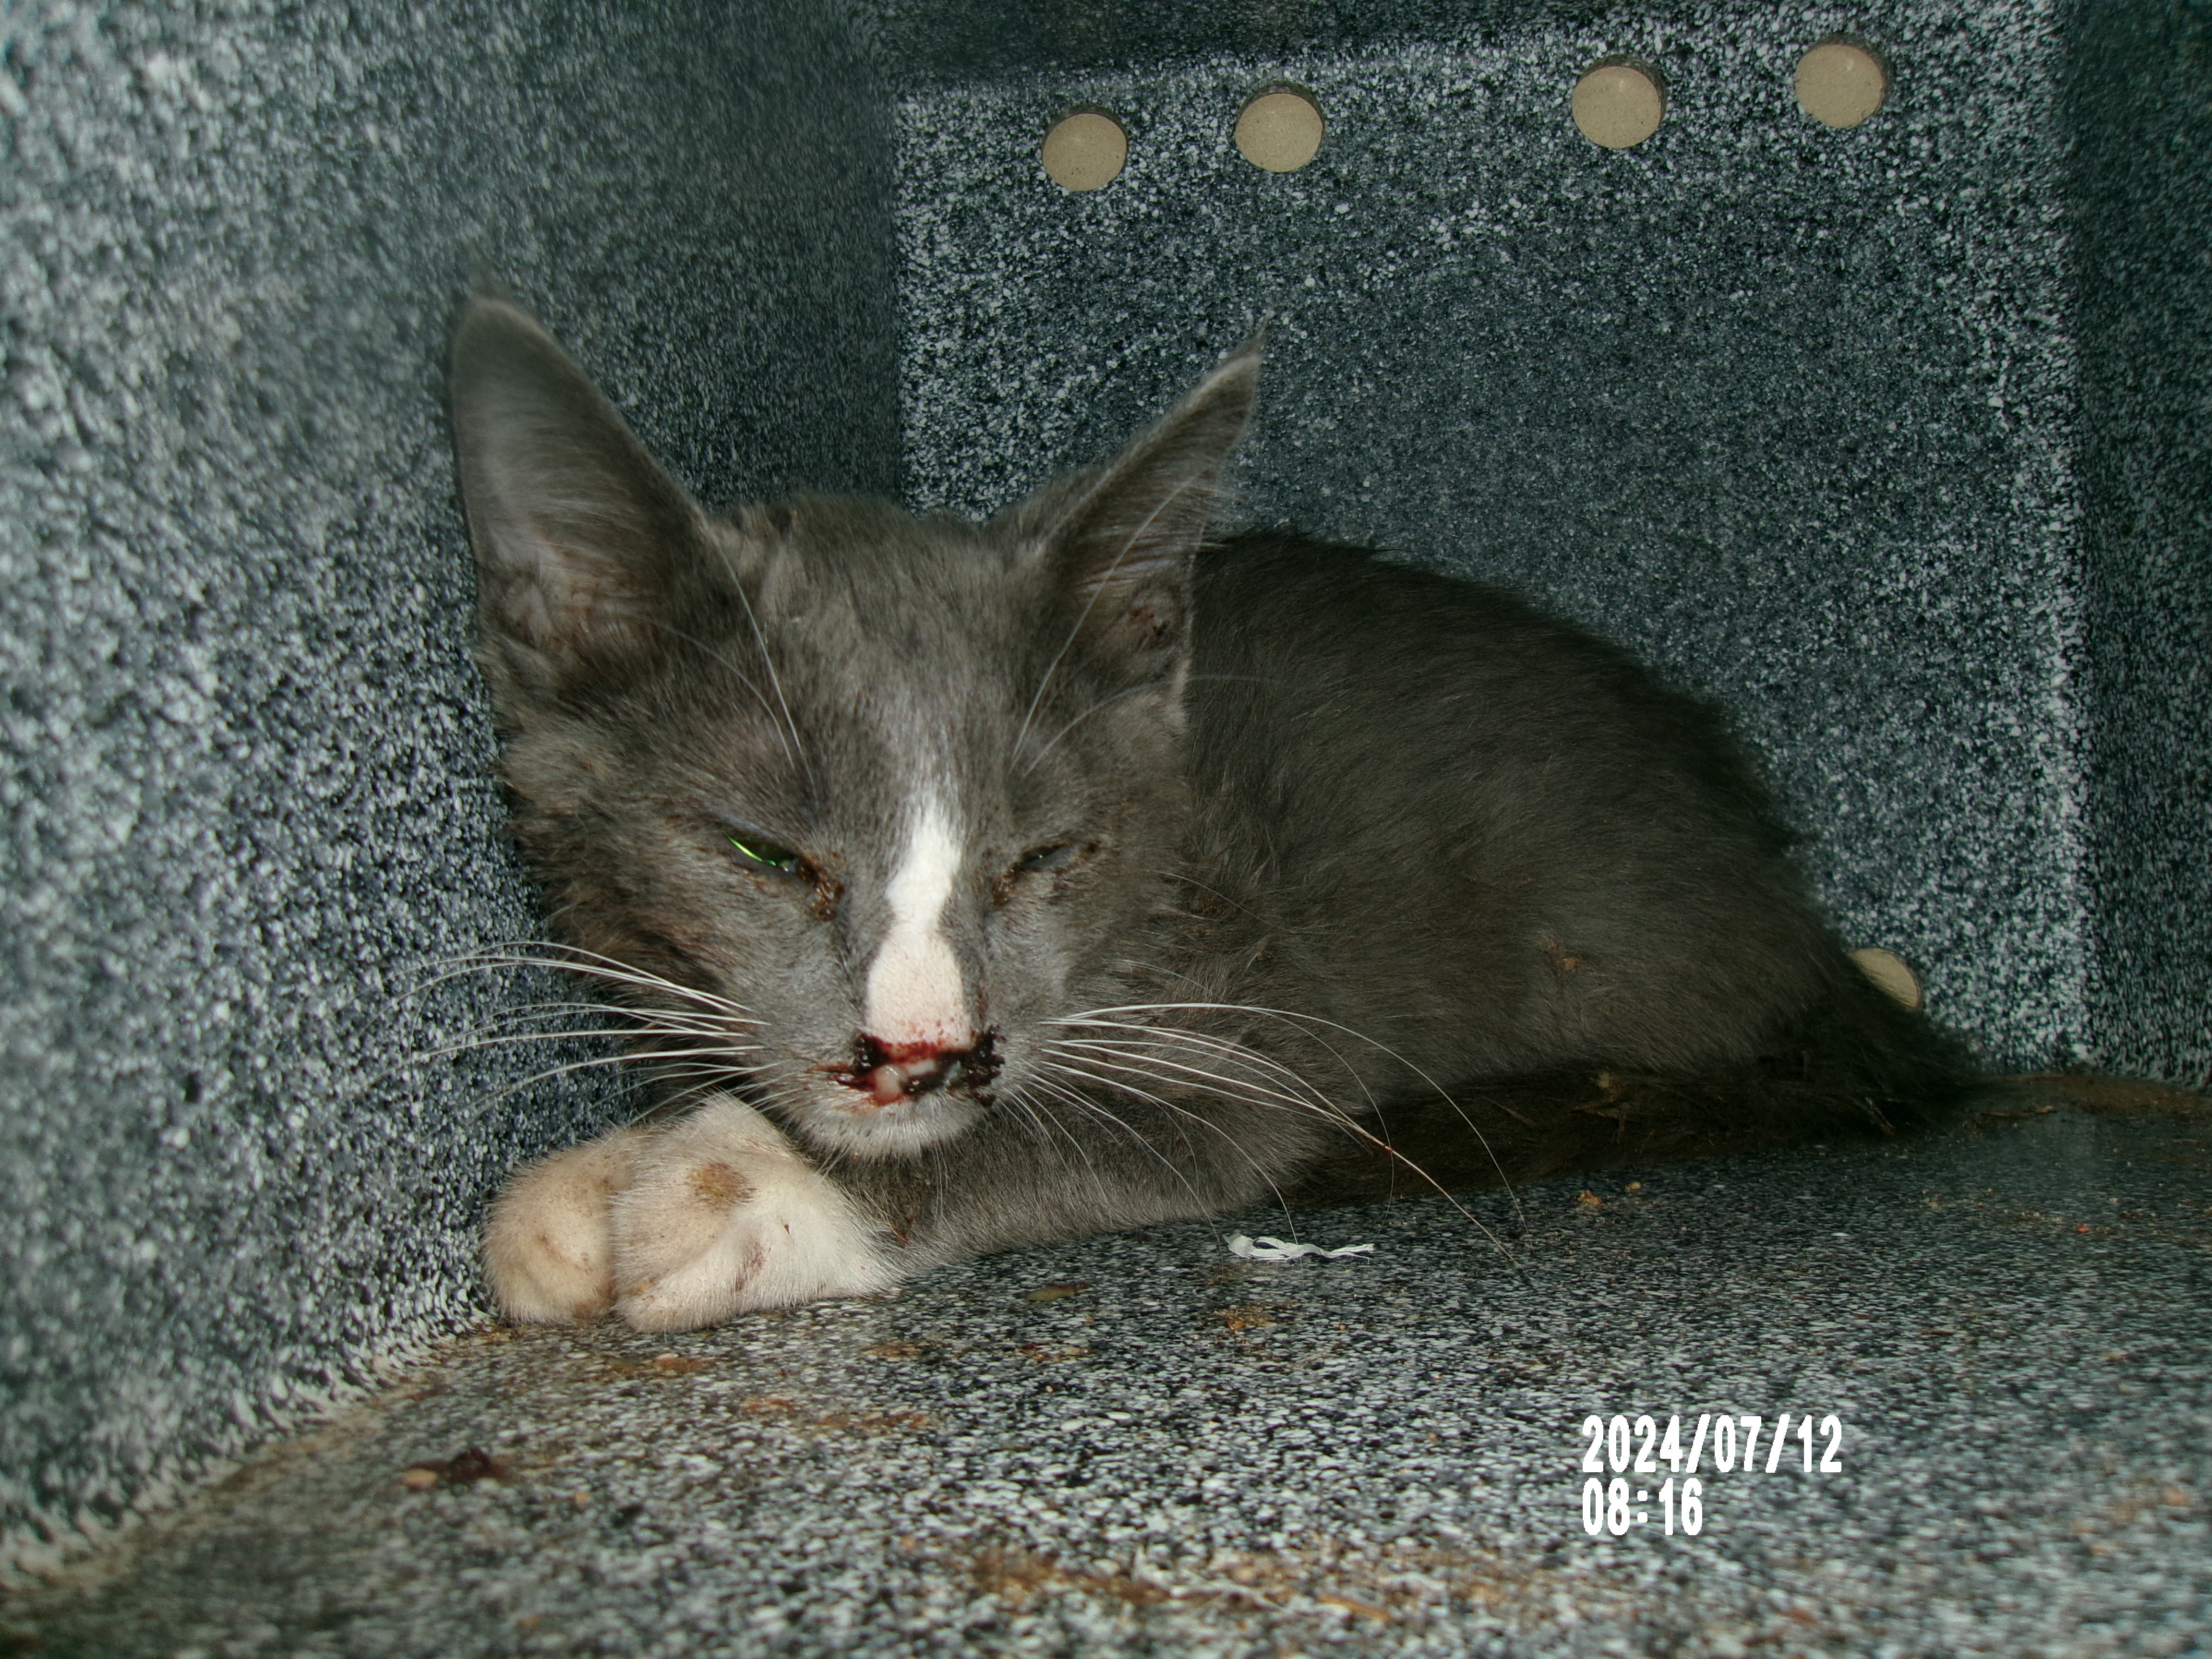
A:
[446,292,1968,1331]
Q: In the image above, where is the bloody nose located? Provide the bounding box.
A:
[840,1033,997,1107]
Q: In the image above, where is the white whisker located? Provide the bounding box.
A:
[1041,1040,1340,1126]
[442,1045,756,1137]
[711,543,814,789]
[651,615,800,774]
[1051,998,1526,1233]
[1017,681,1171,776]
[1003,1080,1124,1207]
[421,1029,761,1065]
[1026,1071,1216,1212]
[412,941,762,1022]
[1046,1029,1346,1115]
[430,1003,743,1043]
[1032,1057,1297,1223]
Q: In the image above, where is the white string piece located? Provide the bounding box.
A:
[1225,1233,1374,1262]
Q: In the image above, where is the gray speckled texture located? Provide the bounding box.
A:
[0,0,898,1574]
[6,1095,2208,1656]
[7,0,2211,1620]
[2069,2,2212,1085]
[890,0,2093,1072]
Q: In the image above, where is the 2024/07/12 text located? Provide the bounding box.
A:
[1579,1410,1847,1536]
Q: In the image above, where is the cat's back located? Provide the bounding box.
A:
[1184,531,1832,1075]
[1190,530,1781,837]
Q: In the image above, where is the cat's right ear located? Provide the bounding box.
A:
[448,295,703,711]
[1023,337,1261,692]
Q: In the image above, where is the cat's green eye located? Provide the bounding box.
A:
[727,835,802,874]
[1018,842,1079,874]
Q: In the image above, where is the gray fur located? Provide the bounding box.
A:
[448,294,1967,1272]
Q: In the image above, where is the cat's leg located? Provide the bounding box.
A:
[481,1125,649,1323]
[609,1094,902,1333]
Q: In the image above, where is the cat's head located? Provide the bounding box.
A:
[448,295,1256,1158]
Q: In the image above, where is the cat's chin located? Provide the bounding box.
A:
[786,1090,986,1161]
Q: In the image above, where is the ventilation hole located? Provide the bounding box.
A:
[1235,86,1325,173]
[1796,38,1889,129]
[1572,59,1665,149]
[1041,109,1127,191]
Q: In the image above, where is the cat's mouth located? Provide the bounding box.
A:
[821,1032,1002,1111]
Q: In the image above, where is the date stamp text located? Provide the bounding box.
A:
[1576,1411,1847,1535]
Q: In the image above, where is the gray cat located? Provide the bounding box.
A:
[448,293,1965,1332]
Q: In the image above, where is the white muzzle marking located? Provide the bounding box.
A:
[862,793,968,1049]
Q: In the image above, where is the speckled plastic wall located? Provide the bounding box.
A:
[0,0,898,1571]
[879,1,2210,1084]
[2069,1,2212,1086]
[6,0,2207,1586]
[888,0,2106,1072]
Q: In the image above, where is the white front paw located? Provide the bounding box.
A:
[482,1127,648,1323]
[609,1095,901,1333]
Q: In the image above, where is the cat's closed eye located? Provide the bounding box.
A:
[726,833,804,876]
[994,842,1087,905]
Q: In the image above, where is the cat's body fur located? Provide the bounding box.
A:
[451,294,1967,1331]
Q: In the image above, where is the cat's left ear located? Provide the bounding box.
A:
[1025,337,1261,684]
[448,293,708,716]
